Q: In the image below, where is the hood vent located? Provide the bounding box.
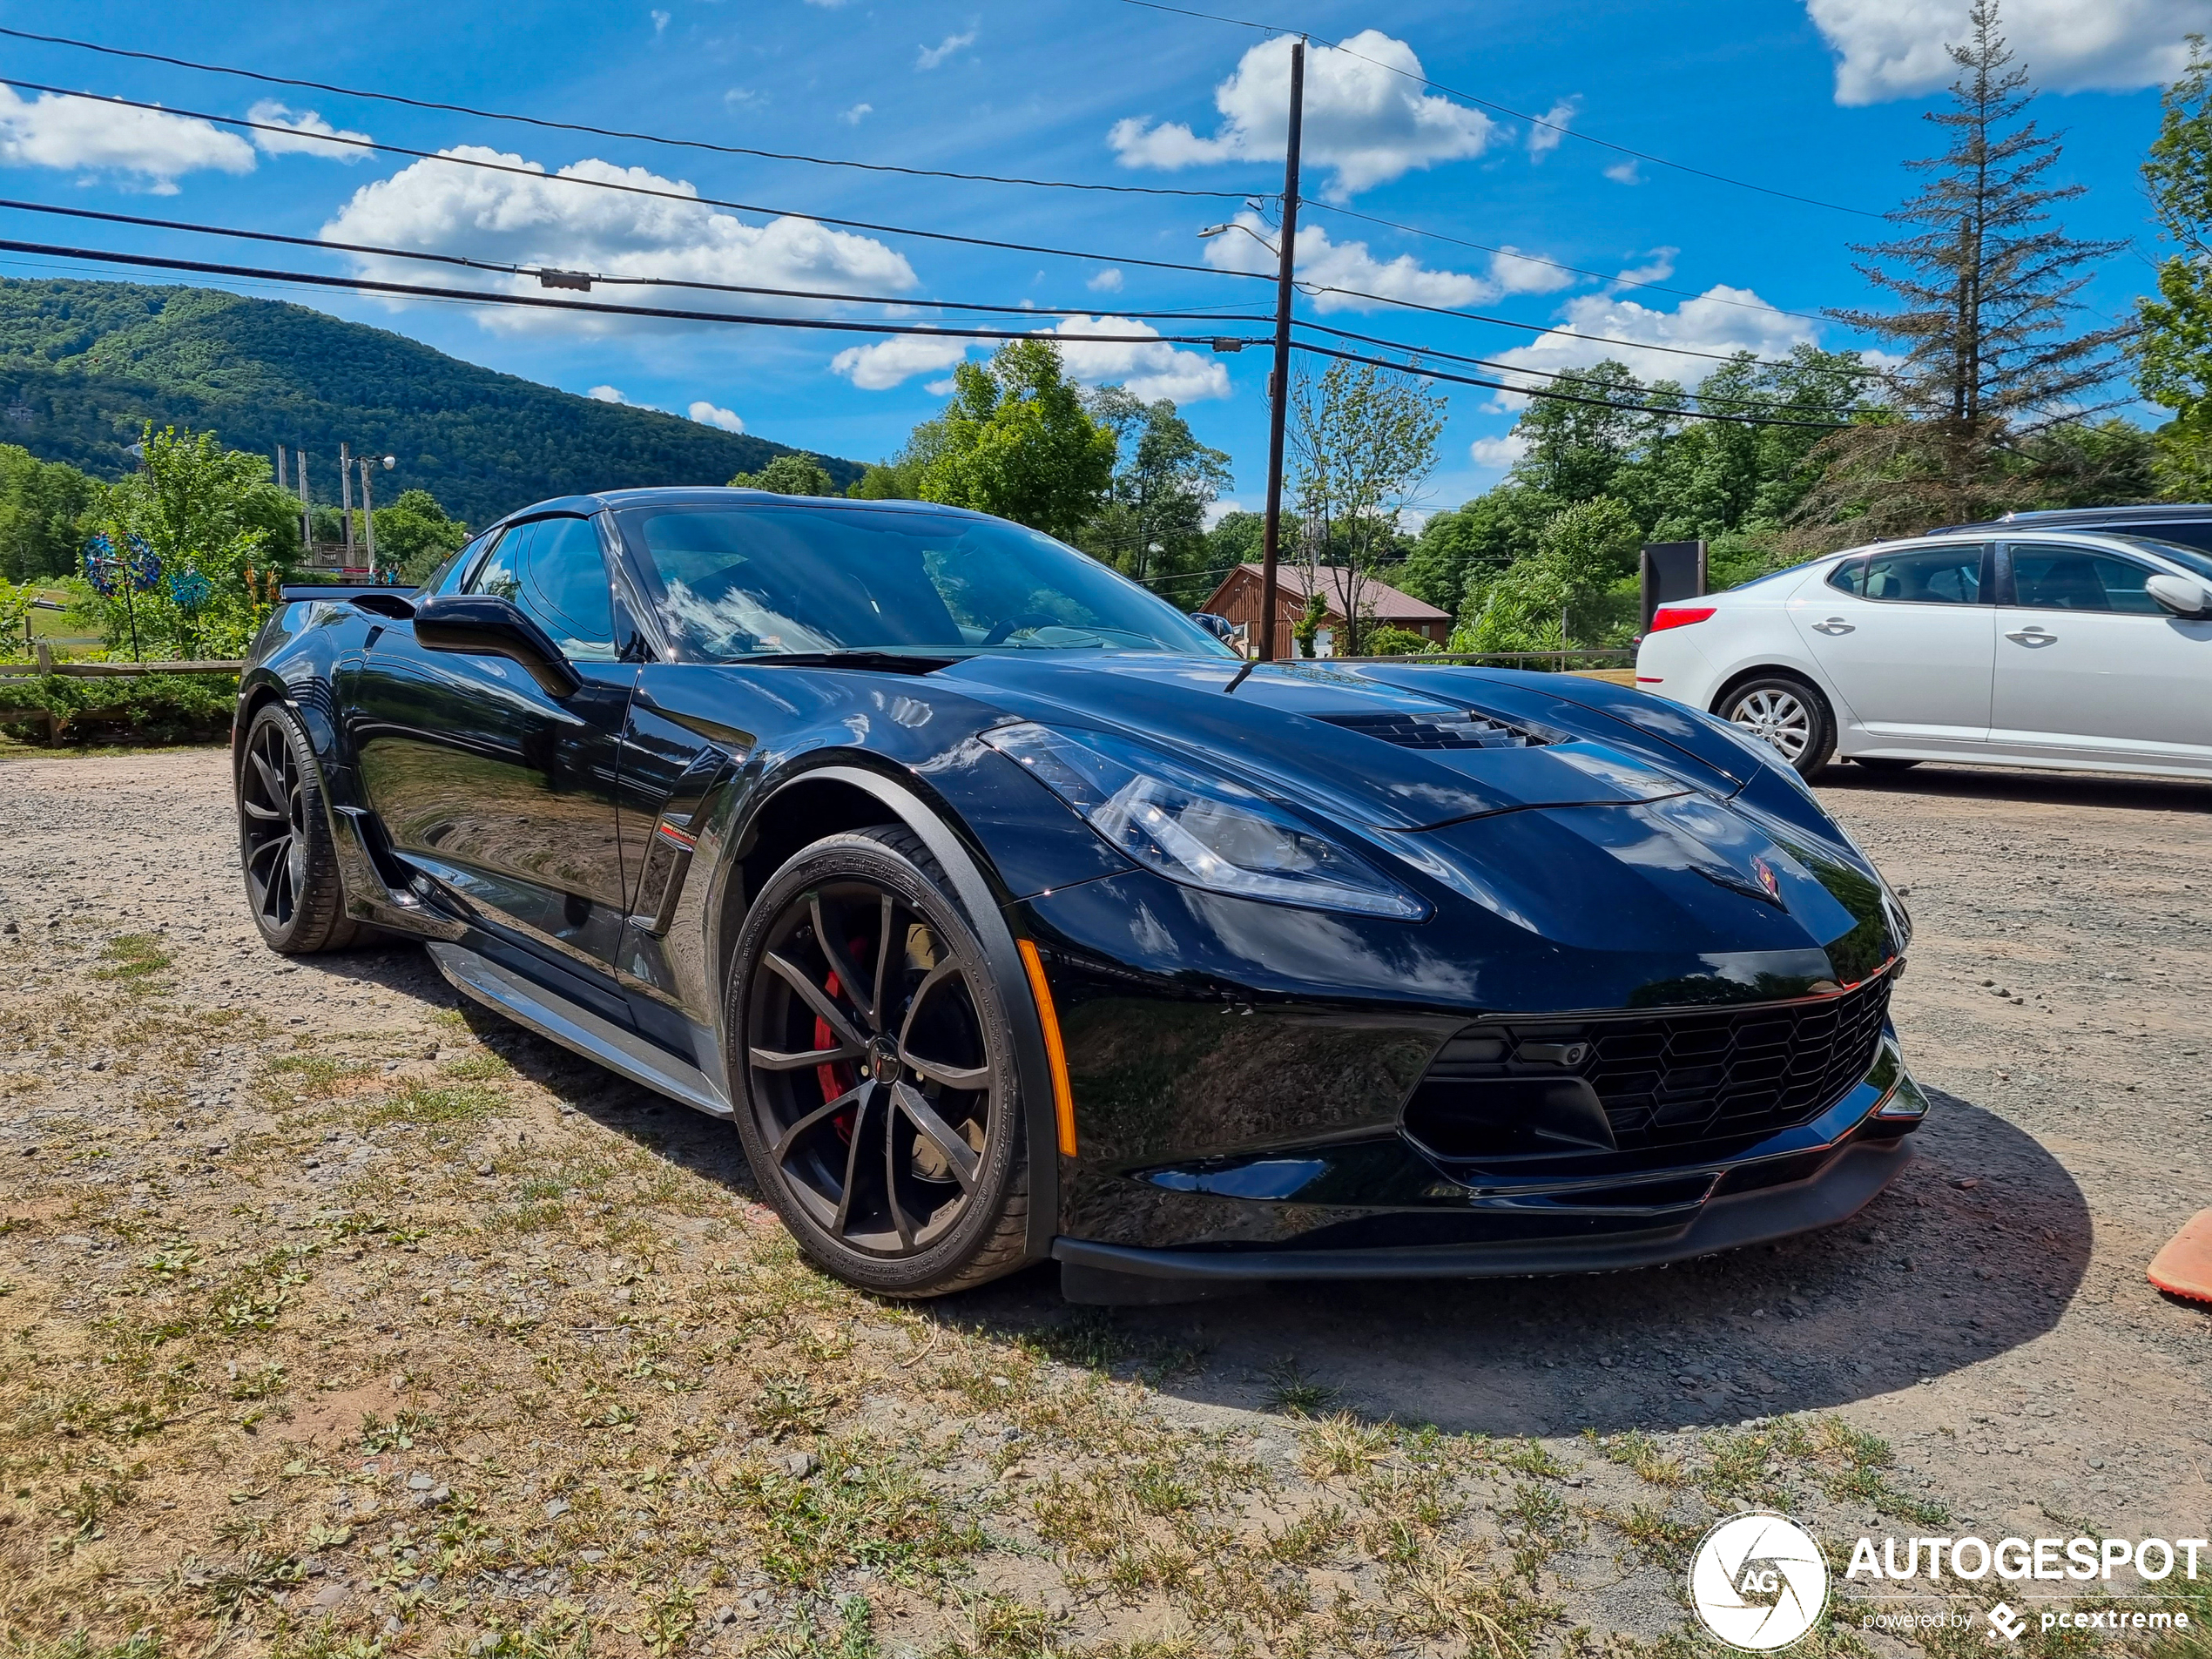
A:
[1316,710,1550,751]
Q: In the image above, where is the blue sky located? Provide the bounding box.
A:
[0,0,2196,516]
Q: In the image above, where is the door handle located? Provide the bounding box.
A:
[1811,617,1855,635]
[2006,626,2056,645]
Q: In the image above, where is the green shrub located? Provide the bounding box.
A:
[0,671,236,745]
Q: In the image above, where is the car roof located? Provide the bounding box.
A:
[483,486,990,535]
[1929,503,2212,531]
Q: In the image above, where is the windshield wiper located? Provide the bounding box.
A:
[722,649,964,674]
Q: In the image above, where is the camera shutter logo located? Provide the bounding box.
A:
[1688,1513,1830,1650]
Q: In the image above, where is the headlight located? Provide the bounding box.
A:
[981,722,1428,921]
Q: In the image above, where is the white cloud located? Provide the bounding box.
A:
[1485,286,1818,406]
[840,103,873,125]
[688,400,745,432]
[1109,30,1497,200]
[1203,210,1493,314]
[1088,268,1125,293]
[1614,247,1677,287]
[246,100,373,161]
[1526,98,1578,161]
[1039,316,1231,403]
[916,30,976,70]
[0,85,255,192]
[924,376,960,396]
[323,145,918,334]
[1603,158,1641,185]
[725,87,761,108]
[1469,433,1528,470]
[589,384,644,405]
[651,10,670,34]
[1806,0,2212,104]
[1202,498,1245,529]
[830,333,973,390]
[1489,246,1575,295]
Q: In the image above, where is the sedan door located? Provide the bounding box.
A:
[1784,543,1995,747]
[347,514,638,969]
[1988,542,2212,772]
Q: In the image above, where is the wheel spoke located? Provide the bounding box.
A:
[893,1082,978,1193]
[764,951,869,1052]
[772,1082,867,1161]
[240,798,284,822]
[247,833,289,873]
[870,892,895,1032]
[882,1109,916,1249]
[829,1088,875,1238]
[895,958,963,1054]
[902,1052,991,1092]
[809,894,877,1039]
[751,1042,863,1073]
[249,749,283,805]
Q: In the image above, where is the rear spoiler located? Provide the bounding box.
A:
[280,584,417,620]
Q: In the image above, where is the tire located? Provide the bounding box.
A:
[1717,674,1836,779]
[1854,758,1921,774]
[727,826,1031,1298]
[236,701,363,954]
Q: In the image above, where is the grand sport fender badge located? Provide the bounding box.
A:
[1752,855,1782,901]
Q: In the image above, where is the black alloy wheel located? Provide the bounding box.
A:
[237,702,361,953]
[731,826,1029,1297]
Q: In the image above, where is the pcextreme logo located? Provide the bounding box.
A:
[1689,1513,1831,1650]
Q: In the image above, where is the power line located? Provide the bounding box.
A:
[0,235,1270,349]
[0,233,1851,429]
[0,78,1269,284]
[1117,0,1884,219]
[1300,201,1841,327]
[1294,341,1852,430]
[0,24,1254,202]
[0,197,1283,327]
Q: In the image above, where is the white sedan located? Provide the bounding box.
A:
[1632,529,2212,778]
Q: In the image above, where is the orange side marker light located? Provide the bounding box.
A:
[2148,1208,2212,1306]
[1016,938,1076,1157]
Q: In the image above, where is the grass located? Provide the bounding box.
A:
[90,934,172,987]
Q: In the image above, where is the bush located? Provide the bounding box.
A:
[0,671,236,745]
[1359,624,1435,656]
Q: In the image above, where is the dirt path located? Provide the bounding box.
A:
[2,747,2207,1658]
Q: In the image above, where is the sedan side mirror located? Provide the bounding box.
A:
[412,593,583,698]
[2146,572,2212,621]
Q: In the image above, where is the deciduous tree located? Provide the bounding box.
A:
[914,341,1116,540]
[2139,35,2212,496]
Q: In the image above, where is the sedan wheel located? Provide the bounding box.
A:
[732,826,1030,1296]
[1721,675,1835,778]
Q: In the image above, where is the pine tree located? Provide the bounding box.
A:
[1819,0,2131,529]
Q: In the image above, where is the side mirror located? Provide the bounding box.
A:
[413,593,583,698]
[1190,610,1235,642]
[2146,572,2212,621]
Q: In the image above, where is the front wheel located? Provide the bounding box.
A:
[728,826,1031,1298]
[236,702,363,954]
[1718,674,1835,779]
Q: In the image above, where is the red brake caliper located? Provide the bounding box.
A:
[813,954,867,1142]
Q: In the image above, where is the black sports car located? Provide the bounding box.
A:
[235,487,1925,1301]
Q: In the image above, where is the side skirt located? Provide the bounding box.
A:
[428,941,732,1118]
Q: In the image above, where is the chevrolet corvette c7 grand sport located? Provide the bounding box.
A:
[233,488,1925,1301]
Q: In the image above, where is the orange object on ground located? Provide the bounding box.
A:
[2148,1209,2212,1305]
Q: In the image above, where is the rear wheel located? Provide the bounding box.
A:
[729,826,1030,1298]
[1718,674,1835,778]
[237,702,362,954]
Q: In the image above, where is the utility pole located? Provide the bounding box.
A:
[339,442,354,569]
[296,448,312,564]
[358,456,378,577]
[1256,37,1305,664]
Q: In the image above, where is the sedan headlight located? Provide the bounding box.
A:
[981,722,1428,921]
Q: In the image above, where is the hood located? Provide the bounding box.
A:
[943,654,1700,831]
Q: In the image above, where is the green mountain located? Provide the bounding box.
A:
[0,278,860,529]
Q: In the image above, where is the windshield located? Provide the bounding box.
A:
[611,501,1235,663]
[2113,536,2212,584]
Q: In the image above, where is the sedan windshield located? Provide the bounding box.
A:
[611,501,1234,662]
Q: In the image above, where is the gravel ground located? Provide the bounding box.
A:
[1,745,2207,1658]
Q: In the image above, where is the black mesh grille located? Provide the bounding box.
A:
[1316,711,1546,750]
[1410,974,1892,1157]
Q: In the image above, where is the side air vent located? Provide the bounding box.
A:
[1317,711,1549,750]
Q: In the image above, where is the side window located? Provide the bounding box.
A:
[1858,545,1985,605]
[430,529,497,596]
[2010,544,2160,614]
[468,517,618,660]
[1826,558,1867,596]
